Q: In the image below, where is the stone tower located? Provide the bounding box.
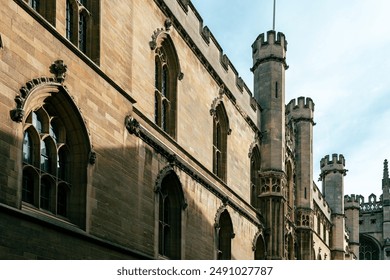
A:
[251,30,288,259]
[320,154,348,260]
[344,194,360,259]
[382,159,390,259]
[286,97,315,259]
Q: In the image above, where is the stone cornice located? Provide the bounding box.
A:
[251,55,289,72]
[126,110,263,228]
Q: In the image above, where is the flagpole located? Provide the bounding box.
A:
[273,0,276,30]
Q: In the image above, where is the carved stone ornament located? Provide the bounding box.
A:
[149,19,172,50]
[125,115,140,136]
[10,76,57,122]
[89,150,97,165]
[49,60,67,84]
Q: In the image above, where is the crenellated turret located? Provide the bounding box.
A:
[252,30,288,259]
[286,97,315,123]
[344,194,361,259]
[252,31,288,74]
[320,154,347,260]
[251,30,287,172]
[287,96,315,211]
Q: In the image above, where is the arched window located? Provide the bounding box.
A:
[217,210,234,260]
[154,37,180,138]
[360,235,380,260]
[65,0,100,63]
[254,235,266,260]
[286,162,294,208]
[250,146,261,207]
[157,171,184,259]
[213,103,229,181]
[20,88,90,227]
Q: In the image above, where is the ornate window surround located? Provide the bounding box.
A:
[10,60,95,228]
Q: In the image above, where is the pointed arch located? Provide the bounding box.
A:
[285,160,294,208]
[155,166,186,259]
[253,230,267,260]
[153,30,181,138]
[14,78,93,228]
[215,207,234,260]
[250,145,261,207]
[359,234,381,260]
[212,102,230,181]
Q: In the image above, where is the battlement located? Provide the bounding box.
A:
[252,30,287,51]
[360,193,383,212]
[344,194,361,204]
[320,154,346,168]
[344,194,362,210]
[252,30,287,67]
[286,97,315,122]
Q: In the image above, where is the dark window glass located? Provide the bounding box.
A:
[79,13,87,53]
[57,184,68,217]
[30,0,40,11]
[40,178,51,211]
[66,0,73,40]
[22,172,34,204]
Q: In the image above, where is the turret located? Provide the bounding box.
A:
[320,154,347,260]
[251,31,288,259]
[252,30,287,172]
[286,97,315,209]
[382,159,390,259]
[344,194,361,259]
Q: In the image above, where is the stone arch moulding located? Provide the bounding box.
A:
[252,228,265,251]
[149,19,184,81]
[209,87,232,135]
[214,205,235,238]
[10,60,96,164]
[154,165,188,210]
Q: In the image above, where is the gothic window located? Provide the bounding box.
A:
[286,162,294,208]
[25,0,56,26]
[359,235,380,260]
[154,37,180,138]
[254,235,266,260]
[21,90,90,228]
[22,106,69,216]
[250,146,260,207]
[65,0,100,63]
[158,172,184,259]
[217,210,234,260]
[212,103,229,181]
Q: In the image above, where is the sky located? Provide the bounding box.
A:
[191,0,390,199]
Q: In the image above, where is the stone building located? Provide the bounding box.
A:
[0,0,359,259]
[345,160,390,260]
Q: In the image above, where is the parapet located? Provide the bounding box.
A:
[252,30,287,52]
[344,194,361,210]
[321,154,345,167]
[252,30,288,68]
[286,96,314,122]
[320,154,347,176]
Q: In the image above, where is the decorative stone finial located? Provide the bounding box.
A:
[125,115,140,136]
[49,60,67,83]
[384,159,389,180]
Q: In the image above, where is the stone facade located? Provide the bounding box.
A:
[0,0,362,260]
[345,160,390,260]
